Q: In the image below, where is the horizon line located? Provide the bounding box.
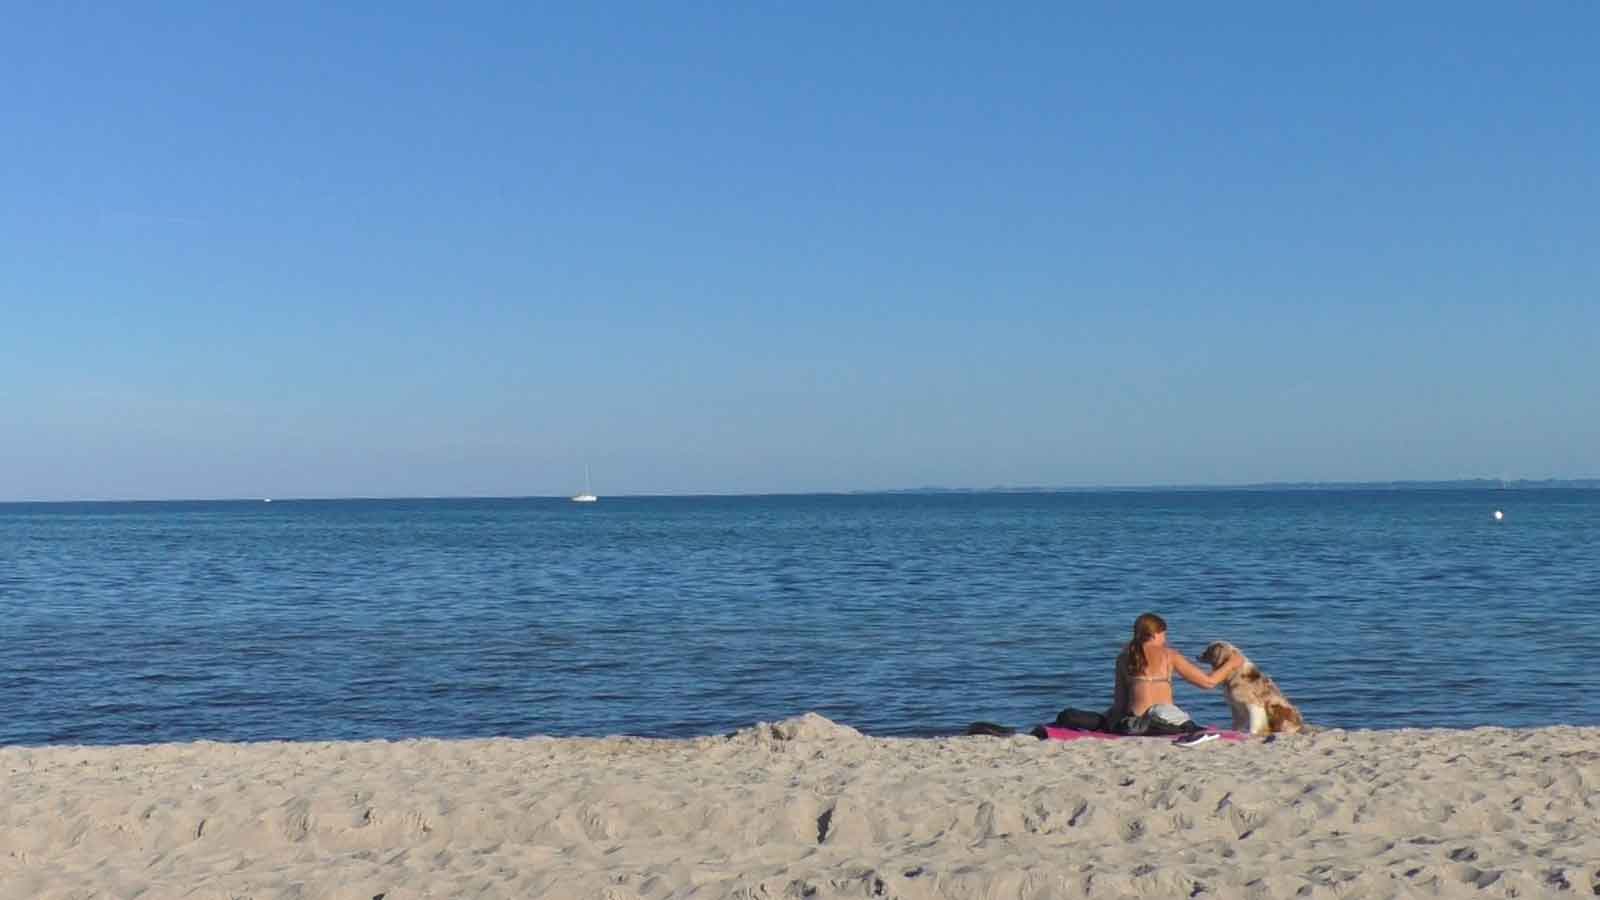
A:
[4,476,1597,505]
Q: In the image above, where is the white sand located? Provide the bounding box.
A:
[3,714,1597,899]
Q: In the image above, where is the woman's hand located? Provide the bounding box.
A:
[1171,649,1241,690]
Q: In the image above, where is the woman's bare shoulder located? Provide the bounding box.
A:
[1160,646,1194,670]
[1166,648,1210,677]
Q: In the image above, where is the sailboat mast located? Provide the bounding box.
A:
[571,457,598,502]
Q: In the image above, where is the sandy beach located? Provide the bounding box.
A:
[2,714,1596,899]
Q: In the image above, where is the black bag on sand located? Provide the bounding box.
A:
[965,721,1018,737]
[1054,708,1108,732]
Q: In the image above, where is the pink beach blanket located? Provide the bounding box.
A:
[1038,725,1249,743]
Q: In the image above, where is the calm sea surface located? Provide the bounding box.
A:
[1,491,1596,745]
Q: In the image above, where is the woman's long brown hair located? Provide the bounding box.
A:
[1127,612,1167,676]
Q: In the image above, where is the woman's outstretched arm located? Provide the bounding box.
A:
[1171,649,1242,690]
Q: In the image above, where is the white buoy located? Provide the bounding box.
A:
[1493,509,1503,521]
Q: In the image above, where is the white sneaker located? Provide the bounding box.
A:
[1174,732,1220,747]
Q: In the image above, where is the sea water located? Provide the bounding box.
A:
[1,490,1595,745]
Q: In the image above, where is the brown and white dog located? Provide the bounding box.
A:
[1199,641,1305,735]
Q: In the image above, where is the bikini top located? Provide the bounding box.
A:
[1129,669,1173,683]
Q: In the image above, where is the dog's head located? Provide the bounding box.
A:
[1199,641,1241,671]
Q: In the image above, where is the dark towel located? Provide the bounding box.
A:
[965,721,1018,737]
[1053,708,1109,732]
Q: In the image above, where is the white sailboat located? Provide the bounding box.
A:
[571,464,598,503]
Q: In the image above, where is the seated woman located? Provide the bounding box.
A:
[1106,612,1243,732]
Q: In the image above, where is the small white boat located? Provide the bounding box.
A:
[571,464,598,503]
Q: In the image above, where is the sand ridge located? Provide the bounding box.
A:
[3,714,1598,898]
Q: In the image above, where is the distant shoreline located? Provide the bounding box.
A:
[869,477,1600,495]
[4,478,1597,505]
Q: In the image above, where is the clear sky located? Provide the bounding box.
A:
[4,4,1596,500]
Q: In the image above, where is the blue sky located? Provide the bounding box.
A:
[3,4,1596,500]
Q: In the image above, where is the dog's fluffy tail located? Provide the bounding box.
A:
[1266,702,1304,735]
